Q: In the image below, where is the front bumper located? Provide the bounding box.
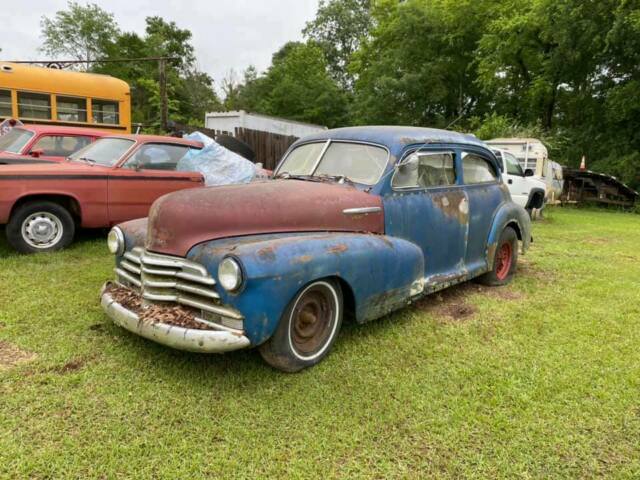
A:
[100,284,251,354]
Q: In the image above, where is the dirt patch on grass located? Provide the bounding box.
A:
[583,236,614,246]
[0,341,36,370]
[517,258,552,283]
[414,281,524,322]
[105,283,209,330]
[54,358,88,374]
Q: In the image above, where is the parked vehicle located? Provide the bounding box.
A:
[0,135,206,253]
[0,124,109,161]
[486,138,563,203]
[1,62,131,133]
[492,149,546,216]
[100,126,532,372]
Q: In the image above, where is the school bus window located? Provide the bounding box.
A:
[18,91,52,120]
[0,90,11,117]
[92,99,119,125]
[57,96,87,122]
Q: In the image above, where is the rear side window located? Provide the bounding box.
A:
[18,92,51,119]
[462,152,498,184]
[92,99,119,125]
[392,152,455,189]
[31,135,93,157]
[0,89,11,117]
[57,96,88,122]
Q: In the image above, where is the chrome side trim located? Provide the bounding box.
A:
[342,207,382,215]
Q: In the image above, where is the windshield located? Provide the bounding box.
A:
[277,141,389,185]
[69,137,135,166]
[0,128,34,153]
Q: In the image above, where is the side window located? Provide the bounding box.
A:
[124,144,191,171]
[92,99,119,125]
[31,135,93,157]
[18,92,51,119]
[57,96,88,122]
[0,90,11,117]
[462,152,498,184]
[392,152,455,189]
[504,152,524,176]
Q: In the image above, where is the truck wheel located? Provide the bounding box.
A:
[6,201,75,253]
[259,279,343,372]
[477,226,518,286]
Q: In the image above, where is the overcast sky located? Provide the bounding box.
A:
[0,0,320,87]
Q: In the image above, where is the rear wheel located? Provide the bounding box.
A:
[6,201,75,253]
[259,279,343,372]
[477,226,518,286]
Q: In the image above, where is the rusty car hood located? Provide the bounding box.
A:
[146,179,385,256]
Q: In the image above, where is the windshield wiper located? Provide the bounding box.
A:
[274,172,323,182]
[75,157,96,165]
[315,173,356,184]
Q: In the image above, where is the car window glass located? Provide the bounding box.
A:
[392,152,455,189]
[31,135,92,157]
[504,152,524,176]
[315,143,388,185]
[462,152,498,184]
[0,128,34,153]
[278,142,326,175]
[69,137,135,166]
[124,144,191,171]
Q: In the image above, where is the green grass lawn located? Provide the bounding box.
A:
[1,208,639,478]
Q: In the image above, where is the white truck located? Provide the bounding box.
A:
[492,148,546,217]
[486,138,563,203]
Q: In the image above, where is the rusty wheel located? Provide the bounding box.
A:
[477,226,518,286]
[259,279,343,372]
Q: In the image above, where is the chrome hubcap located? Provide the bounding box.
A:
[21,212,64,248]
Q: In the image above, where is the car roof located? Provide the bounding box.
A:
[18,124,112,136]
[295,126,487,154]
[102,134,204,148]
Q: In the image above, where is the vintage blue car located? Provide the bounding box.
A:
[100,126,531,372]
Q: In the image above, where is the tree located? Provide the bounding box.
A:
[40,2,119,67]
[303,0,372,89]
[232,42,348,128]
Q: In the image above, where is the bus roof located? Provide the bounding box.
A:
[0,62,130,98]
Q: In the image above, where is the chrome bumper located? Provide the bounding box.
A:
[100,286,251,354]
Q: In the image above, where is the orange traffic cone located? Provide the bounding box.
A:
[579,155,586,170]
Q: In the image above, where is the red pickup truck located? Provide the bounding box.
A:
[0,134,205,253]
[0,124,109,161]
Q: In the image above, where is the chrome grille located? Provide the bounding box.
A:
[115,247,242,320]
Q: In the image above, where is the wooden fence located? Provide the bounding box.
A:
[171,123,298,170]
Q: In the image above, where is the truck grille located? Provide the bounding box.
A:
[115,247,242,320]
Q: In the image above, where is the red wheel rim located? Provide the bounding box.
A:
[495,241,513,280]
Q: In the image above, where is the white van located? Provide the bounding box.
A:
[486,138,563,203]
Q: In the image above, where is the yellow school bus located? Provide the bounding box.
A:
[0,62,131,133]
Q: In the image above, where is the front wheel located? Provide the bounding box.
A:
[259,279,343,372]
[6,201,75,253]
[477,226,518,286]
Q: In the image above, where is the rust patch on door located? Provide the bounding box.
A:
[328,244,348,254]
[430,191,469,224]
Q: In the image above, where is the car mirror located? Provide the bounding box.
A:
[29,149,44,158]
[524,169,534,177]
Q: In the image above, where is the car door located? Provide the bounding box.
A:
[383,149,468,288]
[107,142,204,225]
[460,150,504,272]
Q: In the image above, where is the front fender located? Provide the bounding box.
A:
[487,201,532,267]
[188,233,424,346]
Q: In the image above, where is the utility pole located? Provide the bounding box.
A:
[158,58,168,132]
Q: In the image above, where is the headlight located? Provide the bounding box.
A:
[218,257,243,292]
[107,227,125,256]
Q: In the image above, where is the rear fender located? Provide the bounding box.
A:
[487,202,532,267]
[188,233,424,345]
